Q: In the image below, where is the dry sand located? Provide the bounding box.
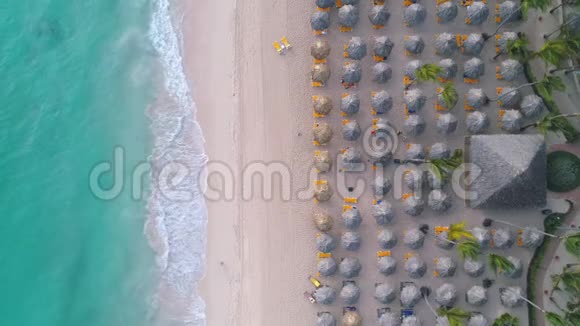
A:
[182,0,572,325]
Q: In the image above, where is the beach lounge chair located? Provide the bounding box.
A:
[495,34,502,54]
[516,228,524,246]
[377,250,392,257]
[281,37,291,49]
[434,226,449,235]
[495,66,503,80]
[496,87,504,106]
[273,41,284,54]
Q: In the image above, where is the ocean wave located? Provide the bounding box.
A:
[146,0,208,325]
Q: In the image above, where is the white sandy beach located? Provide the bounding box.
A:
[182,0,576,325]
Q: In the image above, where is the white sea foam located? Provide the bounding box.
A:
[146,0,208,325]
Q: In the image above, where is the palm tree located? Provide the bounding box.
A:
[546,312,569,326]
[520,113,580,142]
[489,253,515,275]
[504,35,534,61]
[483,0,553,41]
[448,221,476,241]
[429,149,463,181]
[457,240,481,260]
[488,75,565,102]
[436,307,471,326]
[406,63,442,89]
[536,38,577,67]
[437,82,458,109]
[493,313,520,326]
[564,233,580,258]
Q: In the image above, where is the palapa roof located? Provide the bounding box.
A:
[436,112,458,134]
[374,176,392,196]
[464,258,485,277]
[340,257,362,278]
[405,143,426,160]
[404,169,425,190]
[497,32,519,54]
[498,1,522,23]
[428,170,447,190]
[314,286,336,305]
[312,63,331,83]
[402,316,421,326]
[434,33,458,56]
[313,211,333,231]
[497,87,521,108]
[404,114,426,136]
[404,89,426,112]
[311,40,331,60]
[404,227,426,248]
[464,57,484,79]
[430,142,451,159]
[378,311,400,326]
[314,182,333,202]
[339,5,359,27]
[501,109,523,133]
[467,285,488,306]
[436,1,458,23]
[404,60,423,79]
[466,1,490,25]
[522,226,545,248]
[342,311,362,326]
[500,286,523,308]
[372,90,393,113]
[403,3,427,27]
[318,257,338,276]
[341,93,360,115]
[493,227,515,249]
[428,189,452,213]
[342,0,359,4]
[372,201,395,225]
[317,312,337,326]
[466,111,489,134]
[378,256,397,275]
[313,122,333,145]
[311,11,330,31]
[404,256,426,278]
[435,283,457,305]
[342,146,362,163]
[375,282,397,304]
[500,59,524,81]
[342,207,362,229]
[316,0,335,9]
[340,282,361,304]
[342,61,362,84]
[436,231,454,249]
[468,314,489,326]
[463,33,485,56]
[472,227,491,248]
[439,58,458,80]
[378,228,397,249]
[345,37,367,60]
[373,36,394,59]
[404,35,425,54]
[520,94,545,119]
[400,283,421,307]
[341,231,361,250]
[369,5,390,26]
[372,62,393,83]
[313,95,332,115]
[342,120,361,141]
[316,233,336,252]
[467,88,488,109]
[465,134,547,208]
[434,256,457,277]
[314,150,332,173]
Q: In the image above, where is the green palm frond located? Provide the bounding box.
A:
[492,313,520,326]
[489,253,515,275]
[429,149,463,181]
[565,233,580,259]
[449,221,476,241]
[537,39,575,67]
[457,240,481,260]
[437,307,471,326]
[546,312,568,326]
[416,63,442,83]
[438,82,458,109]
[507,36,533,61]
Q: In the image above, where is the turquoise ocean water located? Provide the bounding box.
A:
[0,0,208,325]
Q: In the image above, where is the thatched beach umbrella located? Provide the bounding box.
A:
[372,90,393,113]
[522,226,544,248]
[401,283,421,307]
[375,282,397,304]
[378,228,397,249]
[313,123,333,145]
[341,231,361,250]
[464,57,484,79]
[403,4,427,27]
[493,228,514,249]
[342,208,362,229]
[435,256,457,277]
[436,113,458,134]
[342,311,362,326]
[374,176,392,196]
[435,283,457,305]
[314,286,337,305]
[436,231,454,249]
[311,11,331,31]
[466,111,489,134]
[404,196,425,216]
[317,233,336,252]
[379,311,400,326]
[345,37,367,60]
[404,169,425,190]
[464,258,485,277]
[314,151,331,173]
[312,64,331,85]
[405,256,426,278]
[468,314,489,326]
[439,58,458,80]
[405,60,423,81]
[339,5,359,28]
[498,1,522,23]
[501,109,523,133]
[342,0,359,4]
[500,59,524,81]
[311,40,331,60]
[467,285,488,306]
[314,182,333,202]
[373,201,395,225]
[428,189,452,213]
[435,33,458,56]
[313,211,333,231]
[466,1,489,25]
[402,316,421,326]
[340,282,361,304]
[497,87,521,108]
[404,227,426,249]
[342,120,361,141]
[497,32,519,54]
[404,35,425,55]
[500,286,523,308]
[437,1,458,23]
[369,5,390,26]
[504,256,523,278]
[520,94,545,119]
[316,0,335,9]
[318,257,338,276]
[373,36,394,59]
[430,142,451,159]
[378,256,397,275]
[313,96,332,116]
[404,114,426,136]
[463,33,485,56]
[404,89,426,112]
[467,88,488,109]
[341,93,360,116]
[340,257,362,278]
[342,61,362,84]
[373,62,393,83]
[406,143,426,160]
[317,312,337,326]
[472,227,491,248]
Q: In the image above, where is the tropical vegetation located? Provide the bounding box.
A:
[565,233,580,258]
[489,253,516,275]
[436,306,471,326]
[493,312,520,326]
[428,149,463,181]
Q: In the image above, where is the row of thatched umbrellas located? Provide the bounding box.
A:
[311,1,524,33]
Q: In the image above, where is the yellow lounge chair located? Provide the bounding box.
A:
[403,75,413,87]
[273,41,283,54]
[434,226,449,235]
[373,55,385,62]
[377,250,391,257]
[496,66,503,80]
[404,252,415,260]
[496,87,504,106]
[464,77,478,84]
[281,37,291,49]
[309,275,322,288]
[339,26,353,32]
[372,24,384,30]
[344,197,358,204]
